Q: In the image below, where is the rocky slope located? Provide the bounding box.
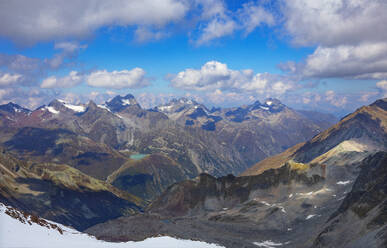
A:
[107,154,188,200]
[243,98,387,176]
[312,152,387,248]
[0,147,144,231]
[87,151,386,248]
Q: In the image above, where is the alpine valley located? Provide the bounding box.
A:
[1,95,386,248]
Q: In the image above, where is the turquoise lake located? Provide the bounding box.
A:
[130,153,148,160]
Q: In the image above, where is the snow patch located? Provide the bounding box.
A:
[306,214,316,220]
[158,105,173,112]
[259,201,286,213]
[266,101,273,106]
[45,106,59,114]
[122,99,132,105]
[337,180,351,185]
[260,106,269,111]
[0,203,224,248]
[63,103,85,112]
[97,104,111,112]
[254,240,290,247]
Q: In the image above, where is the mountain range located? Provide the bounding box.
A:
[0,95,386,247]
[0,94,333,202]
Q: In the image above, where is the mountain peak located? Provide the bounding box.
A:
[105,94,140,112]
[155,97,202,113]
[0,102,31,114]
[260,98,285,112]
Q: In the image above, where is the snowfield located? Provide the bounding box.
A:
[0,203,224,248]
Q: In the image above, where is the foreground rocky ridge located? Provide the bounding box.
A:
[86,151,387,248]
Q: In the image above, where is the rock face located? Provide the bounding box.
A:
[313,152,387,248]
[0,148,144,231]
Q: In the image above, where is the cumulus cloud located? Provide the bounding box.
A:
[169,61,295,96]
[196,17,237,45]
[86,68,150,89]
[0,0,189,45]
[285,43,387,79]
[41,71,83,88]
[238,2,275,35]
[194,1,274,45]
[282,0,387,47]
[376,80,387,97]
[280,0,387,80]
[0,72,23,86]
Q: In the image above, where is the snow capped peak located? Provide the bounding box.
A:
[50,99,86,113]
[266,101,273,106]
[104,94,140,112]
[0,102,31,114]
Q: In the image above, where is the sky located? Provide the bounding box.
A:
[0,0,386,116]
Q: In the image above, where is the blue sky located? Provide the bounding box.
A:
[0,0,386,116]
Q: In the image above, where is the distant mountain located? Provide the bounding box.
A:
[296,109,339,130]
[105,93,140,112]
[155,97,328,165]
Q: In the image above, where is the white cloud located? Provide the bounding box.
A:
[196,17,237,45]
[54,42,87,53]
[299,43,387,79]
[238,2,275,35]
[41,71,82,88]
[281,0,387,80]
[169,61,294,96]
[0,0,189,45]
[134,27,168,42]
[325,90,348,107]
[282,0,387,47]
[194,0,274,45]
[0,73,22,86]
[86,68,150,89]
[45,42,88,69]
[376,80,387,98]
